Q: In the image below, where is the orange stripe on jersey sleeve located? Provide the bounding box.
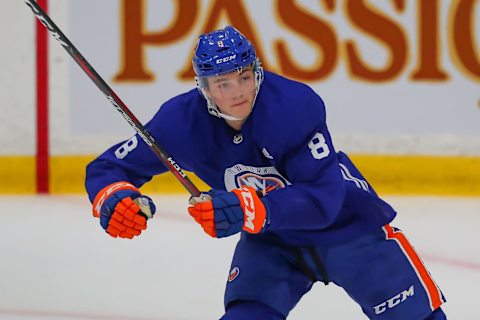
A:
[383,224,444,311]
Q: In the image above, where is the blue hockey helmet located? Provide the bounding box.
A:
[193,25,257,77]
[192,26,264,120]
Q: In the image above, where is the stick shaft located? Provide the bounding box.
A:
[25,0,201,197]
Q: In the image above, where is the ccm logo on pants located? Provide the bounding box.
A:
[373,285,414,315]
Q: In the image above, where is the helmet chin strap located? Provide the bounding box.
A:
[218,111,246,121]
[206,101,247,121]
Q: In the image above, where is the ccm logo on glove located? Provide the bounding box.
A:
[188,186,269,238]
[235,188,259,232]
[92,181,156,239]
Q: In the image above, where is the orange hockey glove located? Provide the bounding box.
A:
[92,181,156,239]
[188,187,269,238]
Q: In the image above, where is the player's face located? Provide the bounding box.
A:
[205,68,256,123]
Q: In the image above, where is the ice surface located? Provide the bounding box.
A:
[0,195,478,319]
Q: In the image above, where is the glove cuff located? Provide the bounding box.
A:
[92,181,139,218]
[232,186,268,234]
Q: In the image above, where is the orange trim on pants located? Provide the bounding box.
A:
[383,224,444,311]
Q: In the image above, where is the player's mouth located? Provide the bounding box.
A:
[232,100,248,107]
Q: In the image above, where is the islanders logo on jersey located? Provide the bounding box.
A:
[224,164,291,195]
[228,266,240,282]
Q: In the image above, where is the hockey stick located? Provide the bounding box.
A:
[25,0,201,197]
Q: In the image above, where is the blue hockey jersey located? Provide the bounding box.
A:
[85,71,396,245]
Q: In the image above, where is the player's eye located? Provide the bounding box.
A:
[218,82,230,89]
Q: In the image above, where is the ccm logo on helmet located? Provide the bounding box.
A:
[216,54,236,64]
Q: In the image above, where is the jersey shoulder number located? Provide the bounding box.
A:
[114,136,138,159]
[308,132,330,160]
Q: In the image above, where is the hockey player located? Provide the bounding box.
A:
[85,26,446,319]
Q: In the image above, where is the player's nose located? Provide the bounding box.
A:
[231,83,244,99]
